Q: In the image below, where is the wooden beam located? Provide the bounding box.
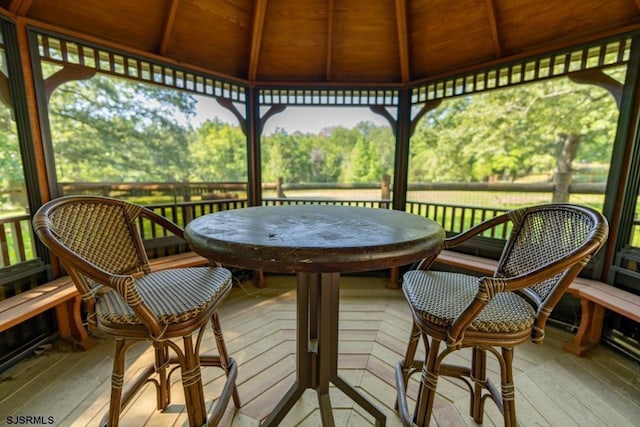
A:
[19,16,247,86]
[44,64,96,102]
[216,98,247,134]
[569,69,623,108]
[634,0,640,13]
[15,18,50,202]
[409,99,441,136]
[248,0,268,82]
[0,72,12,107]
[485,0,502,58]
[8,0,34,16]
[371,99,442,137]
[325,0,335,81]
[259,104,286,135]
[410,22,640,86]
[207,99,285,155]
[370,105,396,134]
[394,0,410,83]
[158,0,180,56]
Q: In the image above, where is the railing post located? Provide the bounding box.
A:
[276,177,285,198]
[182,203,193,226]
[184,181,191,202]
[381,174,390,209]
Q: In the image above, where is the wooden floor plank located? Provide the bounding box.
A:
[1,275,638,427]
[539,358,637,426]
[522,363,597,427]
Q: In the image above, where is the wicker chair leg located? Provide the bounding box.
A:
[181,334,207,426]
[470,347,487,423]
[108,338,126,427]
[414,336,441,427]
[153,342,171,410]
[501,347,516,427]
[211,311,241,408]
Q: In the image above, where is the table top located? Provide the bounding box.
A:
[185,205,445,274]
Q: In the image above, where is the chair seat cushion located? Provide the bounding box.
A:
[403,270,536,333]
[97,267,232,325]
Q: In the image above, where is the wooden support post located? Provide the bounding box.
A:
[563,299,606,356]
[54,293,98,350]
[387,267,400,289]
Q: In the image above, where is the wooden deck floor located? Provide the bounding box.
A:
[1,275,639,426]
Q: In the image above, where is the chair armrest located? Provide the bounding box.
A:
[444,213,512,249]
[446,249,596,347]
[414,213,510,271]
[140,206,186,240]
[64,258,165,336]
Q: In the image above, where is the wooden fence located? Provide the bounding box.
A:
[1,179,626,269]
[0,214,33,268]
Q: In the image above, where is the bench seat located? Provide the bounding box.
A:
[0,251,209,350]
[435,250,640,356]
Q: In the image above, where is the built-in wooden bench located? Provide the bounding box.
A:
[0,251,208,350]
[435,250,640,356]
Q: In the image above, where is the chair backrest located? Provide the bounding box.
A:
[32,196,152,311]
[495,204,608,313]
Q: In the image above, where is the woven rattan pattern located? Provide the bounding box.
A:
[97,267,231,325]
[498,209,594,301]
[33,196,241,426]
[395,204,608,427]
[403,270,536,332]
[49,202,148,282]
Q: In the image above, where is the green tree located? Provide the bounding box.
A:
[410,72,620,187]
[189,118,247,181]
[0,108,21,186]
[48,74,196,182]
[320,126,360,182]
[262,128,312,183]
[343,136,383,183]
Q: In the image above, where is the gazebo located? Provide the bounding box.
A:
[0,0,639,424]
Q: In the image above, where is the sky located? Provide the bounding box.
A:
[191,95,390,135]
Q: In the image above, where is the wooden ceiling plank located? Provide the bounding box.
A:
[8,0,34,16]
[325,0,334,81]
[411,21,640,86]
[248,0,269,82]
[20,15,247,85]
[10,1,640,86]
[394,0,410,83]
[485,0,502,58]
[158,0,180,56]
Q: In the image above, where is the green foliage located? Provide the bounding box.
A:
[410,73,620,183]
[260,122,394,184]
[0,110,21,187]
[48,75,196,182]
[40,67,620,190]
[189,118,247,181]
[262,128,313,183]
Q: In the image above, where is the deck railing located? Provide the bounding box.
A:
[4,178,630,268]
[262,198,391,209]
[8,197,629,268]
[0,214,34,267]
[406,201,510,239]
[0,198,507,268]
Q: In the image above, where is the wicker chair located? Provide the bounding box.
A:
[32,195,240,426]
[395,204,608,426]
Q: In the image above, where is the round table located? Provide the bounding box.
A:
[185,205,444,426]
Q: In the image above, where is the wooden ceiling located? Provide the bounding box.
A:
[3,0,640,86]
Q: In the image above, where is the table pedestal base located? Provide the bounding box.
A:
[261,272,386,427]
